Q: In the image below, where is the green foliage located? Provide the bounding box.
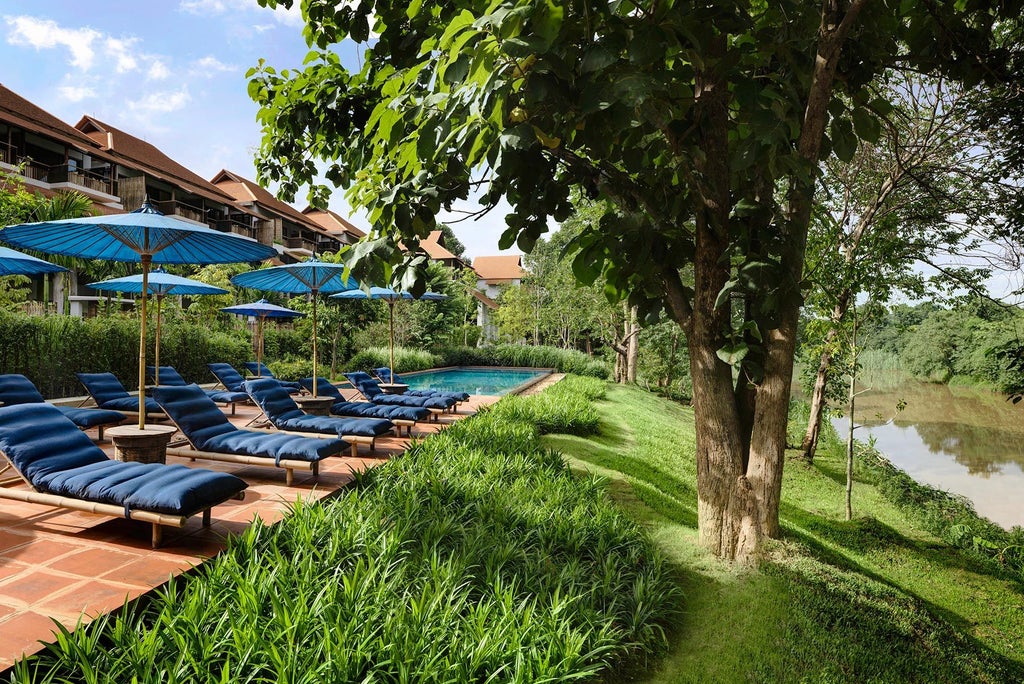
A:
[0,310,249,397]
[488,376,604,436]
[345,346,442,374]
[266,358,313,381]
[13,375,677,682]
[438,344,610,378]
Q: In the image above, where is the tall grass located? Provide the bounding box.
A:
[344,346,442,374]
[10,376,678,682]
[439,344,610,378]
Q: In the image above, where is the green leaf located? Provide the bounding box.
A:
[406,0,422,20]
[851,107,881,144]
[531,0,564,49]
[716,342,749,367]
[830,118,857,162]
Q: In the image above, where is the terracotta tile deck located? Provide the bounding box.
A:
[0,389,499,672]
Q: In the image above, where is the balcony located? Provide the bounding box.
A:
[284,236,317,253]
[149,199,206,225]
[213,217,259,241]
[0,149,119,201]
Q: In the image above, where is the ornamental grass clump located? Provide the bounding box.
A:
[11,375,677,682]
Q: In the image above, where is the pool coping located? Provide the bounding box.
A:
[393,366,556,396]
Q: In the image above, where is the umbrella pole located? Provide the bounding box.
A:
[257,314,265,377]
[311,290,318,397]
[389,300,396,382]
[137,254,151,430]
[154,294,162,387]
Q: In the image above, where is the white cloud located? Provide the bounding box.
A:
[191,55,236,75]
[57,83,95,103]
[104,36,139,73]
[5,15,100,70]
[178,0,303,26]
[147,59,170,80]
[128,87,191,115]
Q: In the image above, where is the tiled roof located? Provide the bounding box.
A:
[473,255,524,281]
[212,170,341,243]
[470,289,498,309]
[301,206,366,240]
[421,231,461,262]
[0,84,114,160]
[76,116,236,205]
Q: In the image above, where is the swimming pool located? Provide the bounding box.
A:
[399,367,551,396]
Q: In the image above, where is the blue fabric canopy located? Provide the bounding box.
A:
[220,298,305,319]
[0,201,276,429]
[88,268,229,296]
[230,257,356,294]
[0,246,66,276]
[0,202,276,264]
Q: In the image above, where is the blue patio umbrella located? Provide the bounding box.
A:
[0,201,276,428]
[89,268,229,386]
[0,246,67,276]
[231,257,356,396]
[331,287,448,383]
[220,299,305,375]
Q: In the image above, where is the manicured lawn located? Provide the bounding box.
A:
[546,384,1024,683]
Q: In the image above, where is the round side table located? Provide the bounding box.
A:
[106,424,177,464]
[294,395,336,416]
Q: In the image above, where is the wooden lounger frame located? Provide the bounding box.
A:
[247,426,387,456]
[0,458,244,548]
[164,446,320,487]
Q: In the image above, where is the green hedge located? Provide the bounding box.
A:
[438,344,610,378]
[0,311,248,398]
[11,375,677,682]
[345,346,443,374]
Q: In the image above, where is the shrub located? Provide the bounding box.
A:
[266,358,313,381]
[12,370,676,682]
[438,344,610,378]
[345,346,442,374]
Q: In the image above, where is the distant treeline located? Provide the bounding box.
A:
[857,299,1024,392]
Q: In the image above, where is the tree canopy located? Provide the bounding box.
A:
[250,0,1024,560]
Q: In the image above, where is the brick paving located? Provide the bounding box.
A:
[0,388,499,671]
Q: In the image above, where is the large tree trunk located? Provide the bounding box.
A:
[626,305,639,382]
[801,343,833,460]
[676,0,865,562]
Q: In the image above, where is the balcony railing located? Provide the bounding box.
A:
[149,199,205,224]
[213,217,258,241]
[284,236,317,252]
[0,152,118,197]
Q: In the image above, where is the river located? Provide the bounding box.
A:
[827,375,1024,530]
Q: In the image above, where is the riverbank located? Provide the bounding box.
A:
[547,384,1024,681]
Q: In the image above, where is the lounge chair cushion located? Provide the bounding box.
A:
[208,363,247,392]
[373,368,470,402]
[77,372,163,413]
[0,404,246,517]
[152,385,345,464]
[345,372,455,409]
[147,366,248,404]
[0,374,125,429]
[298,377,429,421]
[243,362,303,390]
[245,379,393,438]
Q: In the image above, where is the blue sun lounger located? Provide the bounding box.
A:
[0,374,125,440]
[243,362,303,392]
[298,377,430,434]
[0,403,246,547]
[372,367,470,402]
[152,384,348,486]
[244,379,394,454]
[147,366,249,415]
[207,363,252,393]
[77,372,167,419]
[344,372,456,412]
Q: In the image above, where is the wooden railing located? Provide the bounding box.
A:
[284,236,317,252]
[149,199,205,224]
[213,218,258,240]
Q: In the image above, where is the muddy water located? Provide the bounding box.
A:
[828,376,1024,530]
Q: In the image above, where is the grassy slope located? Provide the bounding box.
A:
[545,384,1024,683]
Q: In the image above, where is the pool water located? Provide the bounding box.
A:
[399,367,550,396]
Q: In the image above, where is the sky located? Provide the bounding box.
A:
[0,0,517,261]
